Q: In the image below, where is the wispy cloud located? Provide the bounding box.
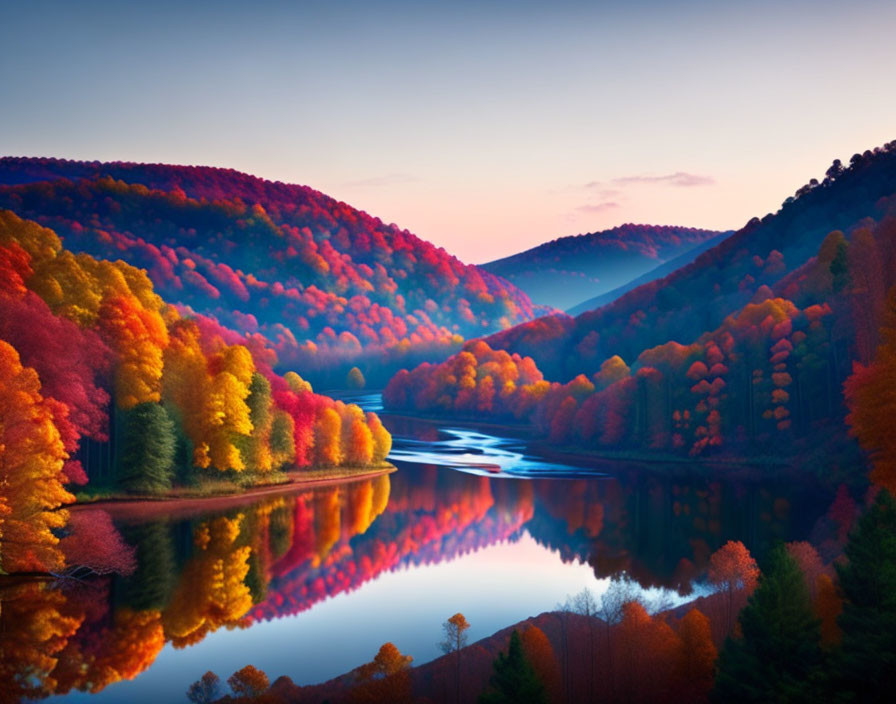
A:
[342,173,420,188]
[576,201,620,213]
[611,171,715,187]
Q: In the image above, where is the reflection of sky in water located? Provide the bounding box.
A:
[50,530,705,704]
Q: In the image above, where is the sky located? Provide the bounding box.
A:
[2,0,895,263]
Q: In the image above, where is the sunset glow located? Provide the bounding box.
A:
[3,0,895,261]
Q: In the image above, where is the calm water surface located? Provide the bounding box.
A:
[4,393,833,703]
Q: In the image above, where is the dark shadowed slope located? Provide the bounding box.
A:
[481,224,725,311]
[567,230,731,315]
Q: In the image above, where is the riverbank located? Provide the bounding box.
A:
[67,463,396,522]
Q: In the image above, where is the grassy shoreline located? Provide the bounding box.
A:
[66,463,396,519]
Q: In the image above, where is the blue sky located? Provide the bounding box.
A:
[2,0,895,261]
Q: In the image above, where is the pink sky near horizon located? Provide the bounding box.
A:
[2,1,895,263]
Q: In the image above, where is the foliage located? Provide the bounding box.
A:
[845,286,896,492]
[0,339,72,573]
[0,157,541,384]
[712,543,823,703]
[0,209,392,533]
[346,366,366,389]
[58,510,137,576]
[117,402,177,493]
[351,643,414,704]
[228,664,270,697]
[708,540,760,637]
[828,490,896,700]
[482,224,724,311]
[187,671,222,704]
[479,630,547,704]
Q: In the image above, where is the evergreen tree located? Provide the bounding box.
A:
[117,402,176,493]
[118,521,176,610]
[712,543,823,703]
[479,630,547,704]
[829,239,851,293]
[828,489,896,702]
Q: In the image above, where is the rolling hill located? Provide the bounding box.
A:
[566,231,730,315]
[0,157,543,385]
[480,224,726,311]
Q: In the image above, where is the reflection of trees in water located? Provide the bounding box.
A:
[254,468,535,623]
[527,474,831,592]
[1,467,835,697]
[118,522,177,611]
[0,474,397,697]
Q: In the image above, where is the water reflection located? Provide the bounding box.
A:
[2,398,836,702]
[389,427,607,478]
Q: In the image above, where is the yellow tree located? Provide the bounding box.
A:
[314,406,344,466]
[0,340,73,573]
[269,409,296,469]
[343,405,374,466]
[162,516,253,646]
[97,294,168,409]
[162,319,212,468]
[0,210,61,267]
[204,345,255,471]
[240,373,274,473]
[366,411,392,463]
[284,371,312,393]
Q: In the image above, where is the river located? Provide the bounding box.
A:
[2,393,834,703]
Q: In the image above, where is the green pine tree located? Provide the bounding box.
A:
[829,239,851,293]
[118,522,176,610]
[479,630,547,704]
[117,402,176,494]
[828,490,896,702]
[712,543,823,703]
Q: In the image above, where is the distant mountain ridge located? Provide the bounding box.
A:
[0,157,543,384]
[485,142,896,381]
[566,230,731,315]
[481,224,726,311]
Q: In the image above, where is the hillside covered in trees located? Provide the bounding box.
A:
[0,158,542,386]
[386,140,896,476]
[0,210,390,576]
[481,225,726,311]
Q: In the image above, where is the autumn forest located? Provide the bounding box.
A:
[4,6,896,699]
